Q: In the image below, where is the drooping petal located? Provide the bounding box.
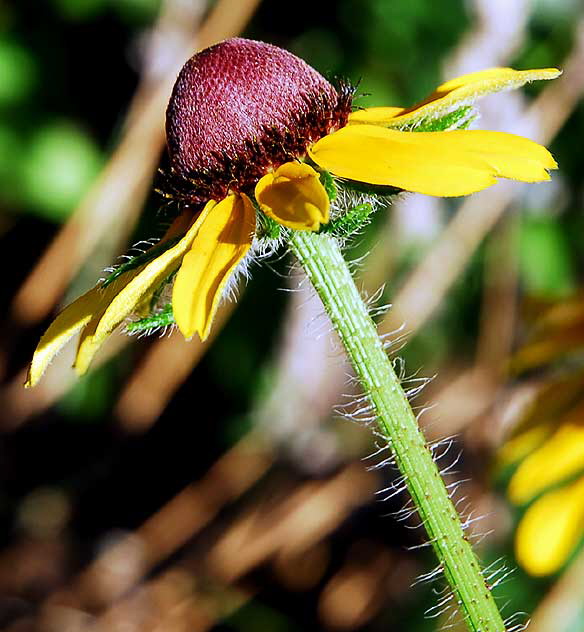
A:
[255,162,330,230]
[508,422,584,505]
[309,124,556,197]
[172,193,255,340]
[348,67,561,129]
[515,476,584,576]
[26,287,109,387]
[74,200,217,375]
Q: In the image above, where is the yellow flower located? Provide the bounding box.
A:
[503,420,584,576]
[26,38,559,387]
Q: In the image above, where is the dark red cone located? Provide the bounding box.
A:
[164,38,352,205]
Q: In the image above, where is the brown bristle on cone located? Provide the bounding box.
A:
[163,38,353,206]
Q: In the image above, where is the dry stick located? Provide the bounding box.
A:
[89,464,375,631]
[475,215,520,378]
[421,216,521,443]
[12,0,261,326]
[50,434,271,613]
[114,298,235,431]
[444,0,530,74]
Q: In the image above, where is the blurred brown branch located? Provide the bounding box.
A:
[529,547,584,632]
[114,287,237,432]
[71,435,271,610]
[87,462,377,631]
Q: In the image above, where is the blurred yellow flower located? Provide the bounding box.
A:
[503,418,584,576]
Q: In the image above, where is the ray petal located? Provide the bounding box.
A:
[309,124,556,197]
[172,193,256,340]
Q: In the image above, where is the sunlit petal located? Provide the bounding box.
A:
[172,193,255,340]
[255,162,329,230]
[349,67,561,129]
[516,476,584,576]
[509,423,584,505]
[74,200,217,375]
[309,124,556,197]
[348,106,405,126]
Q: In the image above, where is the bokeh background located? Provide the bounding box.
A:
[1,0,584,630]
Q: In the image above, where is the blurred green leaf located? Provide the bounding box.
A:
[58,363,116,422]
[291,29,343,75]
[353,73,400,109]
[50,0,107,21]
[0,125,22,200]
[0,38,37,106]
[519,214,575,299]
[21,121,102,222]
[112,0,162,24]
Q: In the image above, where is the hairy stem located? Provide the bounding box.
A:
[289,229,505,632]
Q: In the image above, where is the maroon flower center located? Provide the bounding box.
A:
[163,38,352,206]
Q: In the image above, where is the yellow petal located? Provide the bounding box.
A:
[516,476,584,576]
[348,106,405,126]
[74,201,217,375]
[496,425,551,471]
[25,265,149,387]
[508,423,584,505]
[26,288,102,387]
[309,124,556,197]
[172,193,255,340]
[350,67,561,129]
[255,162,329,231]
[436,66,560,98]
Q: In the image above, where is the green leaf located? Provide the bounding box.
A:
[21,121,102,222]
[519,215,575,299]
[255,210,282,240]
[319,169,338,201]
[126,303,175,333]
[411,105,476,131]
[321,202,376,238]
[102,236,181,287]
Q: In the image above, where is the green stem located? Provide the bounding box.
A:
[289,230,505,632]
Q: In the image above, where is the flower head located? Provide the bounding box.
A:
[27,38,560,387]
[164,37,352,207]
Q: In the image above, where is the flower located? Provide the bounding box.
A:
[500,420,584,576]
[497,296,584,577]
[26,38,559,387]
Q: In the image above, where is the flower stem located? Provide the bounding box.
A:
[289,229,505,632]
